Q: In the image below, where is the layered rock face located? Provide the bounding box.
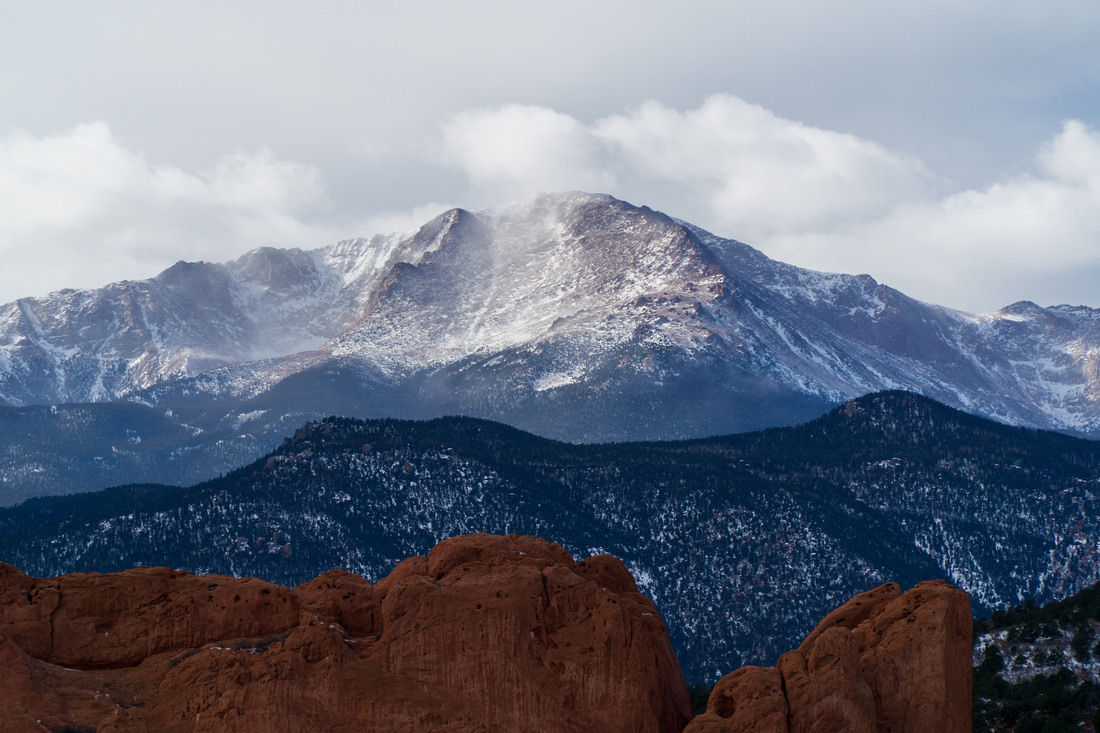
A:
[0,533,692,732]
[686,580,972,733]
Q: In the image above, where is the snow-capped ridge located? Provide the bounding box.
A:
[1,191,1099,441]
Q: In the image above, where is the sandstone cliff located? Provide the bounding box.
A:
[0,533,692,732]
[685,580,972,733]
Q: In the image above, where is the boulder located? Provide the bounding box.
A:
[686,580,971,733]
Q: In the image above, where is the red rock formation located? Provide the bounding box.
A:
[0,563,299,669]
[692,666,789,733]
[0,533,692,732]
[685,580,972,733]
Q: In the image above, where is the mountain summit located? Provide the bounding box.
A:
[2,192,1099,497]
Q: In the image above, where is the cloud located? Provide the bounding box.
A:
[766,119,1100,310]
[593,96,944,239]
[0,122,336,301]
[357,202,459,237]
[441,96,1100,312]
[6,103,1100,314]
[441,104,614,198]
[441,95,943,240]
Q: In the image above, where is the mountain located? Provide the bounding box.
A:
[972,580,1100,732]
[0,233,414,406]
[2,192,1100,502]
[3,391,1099,681]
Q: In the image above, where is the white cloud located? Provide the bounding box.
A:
[0,122,336,301]
[441,95,944,241]
[357,202,458,237]
[441,105,614,199]
[598,96,946,240]
[766,119,1100,310]
[440,96,1100,312]
[5,102,1100,315]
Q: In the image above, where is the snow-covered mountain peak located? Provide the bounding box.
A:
[2,191,1100,441]
[326,193,729,372]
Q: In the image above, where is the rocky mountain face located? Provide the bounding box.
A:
[0,232,416,407]
[2,192,1100,501]
[3,391,1098,680]
[687,580,972,733]
[0,534,692,733]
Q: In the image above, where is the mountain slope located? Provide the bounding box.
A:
[3,391,1099,680]
[2,192,1100,501]
[0,232,422,406]
[972,581,1100,732]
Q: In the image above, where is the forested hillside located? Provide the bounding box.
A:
[3,390,1099,680]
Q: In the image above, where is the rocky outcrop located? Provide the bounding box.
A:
[0,533,691,732]
[686,580,972,733]
[0,563,299,668]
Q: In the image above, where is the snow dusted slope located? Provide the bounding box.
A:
[1,191,1099,444]
[0,231,424,406]
[329,194,732,377]
[327,192,1100,437]
[684,226,1100,433]
[690,221,1100,434]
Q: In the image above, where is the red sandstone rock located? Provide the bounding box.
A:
[780,626,876,733]
[0,534,692,732]
[854,580,974,732]
[0,634,57,732]
[685,580,972,733]
[0,563,300,669]
[797,582,903,655]
[575,554,640,595]
[687,666,788,732]
[294,568,380,636]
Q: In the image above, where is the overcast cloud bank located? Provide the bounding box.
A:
[0,122,338,301]
[441,96,1100,311]
[2,96,1099,313]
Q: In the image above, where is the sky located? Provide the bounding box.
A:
[2,1,1100,313]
